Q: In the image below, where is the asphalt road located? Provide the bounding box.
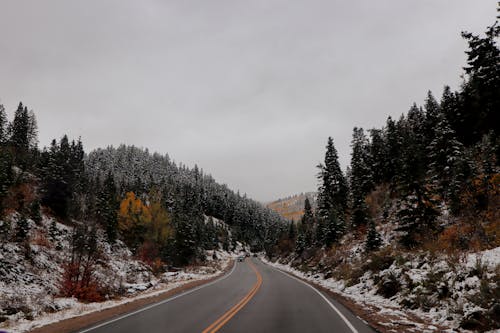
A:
[78,258,375,333]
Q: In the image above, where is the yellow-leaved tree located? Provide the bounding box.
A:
[118,192,151,250]
[118,190,173,266]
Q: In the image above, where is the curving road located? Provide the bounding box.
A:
[78,258,375,333]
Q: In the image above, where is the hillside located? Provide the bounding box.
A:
[266,192,316,221]
[266,20,500,332]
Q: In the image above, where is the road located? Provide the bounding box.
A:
[78,258,375,333]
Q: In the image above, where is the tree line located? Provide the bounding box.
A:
[0,105,286,269]
[273,22,499,256]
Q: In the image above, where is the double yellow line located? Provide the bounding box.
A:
[202,260,263,333]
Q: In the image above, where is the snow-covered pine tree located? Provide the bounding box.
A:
[316,137,347,246]
[427,114,467,213]
[459,24,500,145]
[423,91,441,147]
[396,186,439,248]
[15,214,30,242]
[317,137,348,217]
[0,104,7,144]
[368,128,388,185]
[322,209,345,246]
[350,127,373,231]
[96,172,118,242]
[384,116,403,189]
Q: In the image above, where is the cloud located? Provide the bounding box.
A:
[0,0,496,201]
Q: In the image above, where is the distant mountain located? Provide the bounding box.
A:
[266,192,316,221]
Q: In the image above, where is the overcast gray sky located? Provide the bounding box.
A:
[0,1,496,202]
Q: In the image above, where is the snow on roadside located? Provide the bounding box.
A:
[263,247,500,333]
[3,250,234,333]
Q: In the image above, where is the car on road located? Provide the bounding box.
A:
[238,256,244,262]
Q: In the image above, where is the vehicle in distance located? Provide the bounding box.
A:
[238,256,245,262]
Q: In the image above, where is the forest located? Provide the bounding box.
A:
[272,22,499,257]
[0,100,285,302]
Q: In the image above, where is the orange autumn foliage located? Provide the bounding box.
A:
[118,191,173,260]
[118,192,151,235]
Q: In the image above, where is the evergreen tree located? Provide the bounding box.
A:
[49,219,59,242]
[40,139,70,219]
[396,187,439,248]
[15,214,30,242]
[0,149,13,218]
[384,116,403,188]
[423,91,441,147]
[317,137,348,220]
[440,86,462,142]
[322,209,345,247]
[0,104,7,144]
[302,198,314,224]
[368,128,388,185]
[460,23,500,145]
[350,127,372,231]
[398,104,427,191]
[96,172,118,242]
[9,103,30,167]
[427,115,467,213]
[173,212,198,265]
[365,220,382,252]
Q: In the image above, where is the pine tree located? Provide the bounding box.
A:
[15,214,30,242]
[302,197,314,225]
[9,103,30,167]
[423,91,441,147]
[365,220,382,252]
[49,219,59,242]
[350,127,372,231]
[399,104,427,190]
[40,139,70,219]
[384,116,403,188]
[368,128,388,185]
[96,172,118,242]
[322,209,345,247]
[460,23,500,145]
[440,86,462,142]
[396,186,439,248]
[427,114,467,212]
[317,137,348,220]
[0,104,7,144]
[0,149,13,218]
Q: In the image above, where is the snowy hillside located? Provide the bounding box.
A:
[0,213,233,333]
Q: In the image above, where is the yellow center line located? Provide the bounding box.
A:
[202,259,263,333]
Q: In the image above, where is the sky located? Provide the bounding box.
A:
[0,1,497,202]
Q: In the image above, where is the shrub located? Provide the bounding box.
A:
[377,270,401,298]
[60,261,103,302]
[363,247,395,273]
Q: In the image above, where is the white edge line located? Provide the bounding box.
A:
[78,260,237,333]
[267,263,359,333]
